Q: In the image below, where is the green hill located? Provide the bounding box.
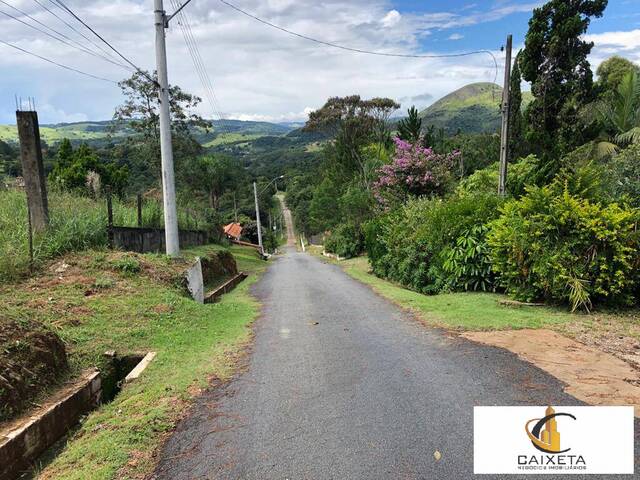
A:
[418,82,532,134]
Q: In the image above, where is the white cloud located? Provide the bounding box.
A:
[1,1,634,124]
[586,29,640,71]
[381,10,401,28]
[449,33,464,40]
[584,29,640,51]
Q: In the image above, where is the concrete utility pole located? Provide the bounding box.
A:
[154,0,180,256]
[498,34,513,197]
[253,181,264,255]
[16,109,49,232]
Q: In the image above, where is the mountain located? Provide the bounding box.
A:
[418,82,532,134]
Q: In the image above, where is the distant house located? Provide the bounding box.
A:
[223,223,243,241]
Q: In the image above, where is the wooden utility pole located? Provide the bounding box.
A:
[499,34,513,196]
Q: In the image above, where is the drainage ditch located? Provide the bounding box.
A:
[2,352,150,480]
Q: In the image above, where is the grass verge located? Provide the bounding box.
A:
[0,189,211,283]
[335,256,640,363]
[340,257,577,330]
[0,244,267,479]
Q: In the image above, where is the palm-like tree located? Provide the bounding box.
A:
[591,71,640,158]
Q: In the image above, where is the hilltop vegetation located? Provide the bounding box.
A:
[418,82,532,134]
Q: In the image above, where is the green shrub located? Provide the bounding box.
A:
[457,155,538,198]
[442,225,496,292]
[325,223,363,259]
[487,183,640,311]
[608,144,640,207]
[367,194,503,293]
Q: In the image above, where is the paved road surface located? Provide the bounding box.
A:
[156,211,638,479]
[158,246,640,480]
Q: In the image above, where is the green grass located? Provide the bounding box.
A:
[0,245,267,479]
[203,132,263,148]
[0,125,109,144]
[341,257,578,331]
[0,189,211,282]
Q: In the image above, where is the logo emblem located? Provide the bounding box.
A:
[525,406,576,454]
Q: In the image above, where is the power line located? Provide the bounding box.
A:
[170,0,231,136]
[34,0,126,65]
[217,0,498,81]
[0,38,118,83]
[51,0,152,82]
[0,0,132,71]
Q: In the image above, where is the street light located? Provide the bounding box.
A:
[253,175,285,256]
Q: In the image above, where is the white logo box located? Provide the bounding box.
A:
[474,406,634,475]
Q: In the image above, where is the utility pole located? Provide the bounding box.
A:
[253,181,263,255]
[154,0,180,256]
[499,34,513,197]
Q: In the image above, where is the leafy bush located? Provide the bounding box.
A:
[325,223,363,259]
[442,225,496,292]
[367,194,503,293]
[457,155,538,198]
[608,144,640,207]
[487,183,640,311]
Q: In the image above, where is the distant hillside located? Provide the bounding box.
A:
[0,119,295,146]
[418,82,532,134]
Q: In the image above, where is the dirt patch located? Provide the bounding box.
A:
[0,316,68,422]
[462,329,640,416]
[557,314,640,369]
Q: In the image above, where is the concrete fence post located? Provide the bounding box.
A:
[16,110,49,232]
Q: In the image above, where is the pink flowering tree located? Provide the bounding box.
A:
[373,137,459,206]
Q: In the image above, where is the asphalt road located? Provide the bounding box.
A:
[155,243,639,479]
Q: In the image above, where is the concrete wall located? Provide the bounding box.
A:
[112,226,208,254]
[0,370,101,480]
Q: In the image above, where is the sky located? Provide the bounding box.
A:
[0,0,639,125]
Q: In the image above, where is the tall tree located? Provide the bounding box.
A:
[508,52,525,162]
[305,95,399,188]
[397,106,423,143]
[113,70,210,181]
[520,0,608,170]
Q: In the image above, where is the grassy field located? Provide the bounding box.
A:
[0,125,109,144]
[0,244,267,479]
[339,257,578,330]
[0,189,210,282]
[203,132,264,148]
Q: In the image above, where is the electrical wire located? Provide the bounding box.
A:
[0,8,135,71]
[217,0,499,84]
[170,0,232,135]
[0,38,118,83]
[51,0,153,82]
[34,0,127,65]
[0,0,133,71]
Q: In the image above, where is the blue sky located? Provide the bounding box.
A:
[392,0,639,53]
[0,0,639,124]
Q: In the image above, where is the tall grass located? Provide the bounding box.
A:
[0,188,210,282]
